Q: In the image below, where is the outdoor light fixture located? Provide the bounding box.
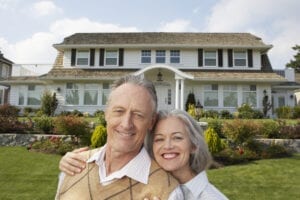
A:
[157,70,163,81]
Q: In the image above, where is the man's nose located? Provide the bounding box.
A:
[120,113,133,129]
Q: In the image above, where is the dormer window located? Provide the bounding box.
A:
[77,50,89,66]
[156,50,166,63]
[204,50,217,66]
[105,50,118,66]
[141,50,151,63]
[234,51,246,66]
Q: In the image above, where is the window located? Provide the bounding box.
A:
[156,50,166,63]
[278,96,285,107]
[170,50,180,63]
[223,85,237,107]
[204,51,217,66]
[27,85,42,105]
[105,50,118,65]
[102,83,110,105]
[242,85,257,107]
[66,83,79,105]
[0,65,10,78]
[234,51,246,66]
[18,87,25,105]
[76,50,89,66]
[167,89,171,105]
[141,50,151,63]
[84,84,98,105]
[204,84,218,107]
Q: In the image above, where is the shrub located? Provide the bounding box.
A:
[275,106,292,119]
[53,115,89,137]
[34,116,54,134]
[252,109,264,119]
[91,125,107,148]
[261,143,291,159]
[219,110,233,119]
[40,90,58,116]
[187,104,197,120]
[204,127,225,154]
[207,119,224,138]
[237,103,254,119]
[94,110,106,126]
[223,119,259,147]
[292,106,300,118]
[202,110,219,119]
[259,120,280,138]
[0,104,20,117]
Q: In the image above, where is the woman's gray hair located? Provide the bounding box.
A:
[145,109,212,173]
[109,75,158,115]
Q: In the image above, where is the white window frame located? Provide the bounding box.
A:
[102,83,110,105]
[204,84,218,107]
[242,85,257,107]
[170,50,180,64]
[141,50,151,63]
[66,83,80,105]
[76,50,89,66]
[156,50,166,63]
[105,50,118,66]
[223,85,237,108]
[84,84,98,105]
[234,50,247,67]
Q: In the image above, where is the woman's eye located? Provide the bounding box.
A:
[154,138,164,142]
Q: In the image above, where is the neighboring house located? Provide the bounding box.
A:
[295,71,300,105]
[0,51,13,105]
[1,32,298,117]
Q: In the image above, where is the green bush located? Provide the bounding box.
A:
[261,143,291,159]
[0,104,20,117]
[207,119,224,138]
[40,90,58,116]
[53,115,89,137]
[259,120,280,138]
[275,106,292,119]
[223,119,259,147]
[204,127,225,154]
[219,110,233,119]
[34,116,54,134]
[91,125,107,148]
[203,110,219,119]
[292,106,300,118]
[94,110,106,126]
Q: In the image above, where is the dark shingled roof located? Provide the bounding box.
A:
[54,32,272,49]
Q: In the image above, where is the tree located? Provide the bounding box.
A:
[185,92,196,111]
[41,90,58,116]
[286,45,300,72]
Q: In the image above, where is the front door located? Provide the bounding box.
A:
[155,83,173,111]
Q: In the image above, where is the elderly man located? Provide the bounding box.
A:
[55,75,178,200]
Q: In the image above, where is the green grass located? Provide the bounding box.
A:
[0,147,61,200]
[0,147,299,200]
[208,154,300,200]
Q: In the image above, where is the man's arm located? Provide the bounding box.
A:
[59,147,89,175]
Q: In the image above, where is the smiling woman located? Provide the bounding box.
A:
[146,109,229,200]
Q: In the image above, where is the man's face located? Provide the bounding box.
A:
[105,83,156,156]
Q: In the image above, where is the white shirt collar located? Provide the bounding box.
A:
[87,145,151,185]
[183,171,209,198]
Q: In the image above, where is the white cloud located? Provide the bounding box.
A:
[205,0,300,68]
[0,17,140,69]
[0,0,19,10]
[158,19,195,32]
[32,0,63,17]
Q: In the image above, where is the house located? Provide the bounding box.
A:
[0,51,13,105]
[1,32,298,117]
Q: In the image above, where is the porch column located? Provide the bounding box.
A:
[180,79,185,110]
[175,79,180,109]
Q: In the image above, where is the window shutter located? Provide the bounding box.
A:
[99,48,105,66]
[228,49,233,67]
[119,48,124,66]
[71,49,76,66]
[198,48,203,67]
[218,49,223,67]
[90,49,95,66]
[248,49,253,68]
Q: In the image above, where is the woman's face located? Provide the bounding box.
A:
[153,116,194,174]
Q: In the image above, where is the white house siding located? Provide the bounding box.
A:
[253,50,261,70]
[63,51,72,68]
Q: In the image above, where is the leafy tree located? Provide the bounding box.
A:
[41,90,58,116]
[185,92,196,111]
[286,45,300,72]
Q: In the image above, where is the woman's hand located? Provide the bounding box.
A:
[59,147,89,175]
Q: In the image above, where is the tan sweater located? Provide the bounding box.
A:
[56,150,178,200]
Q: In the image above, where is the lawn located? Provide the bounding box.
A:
[0,147,299,200]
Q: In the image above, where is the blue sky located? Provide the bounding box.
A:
[0,0,299,73]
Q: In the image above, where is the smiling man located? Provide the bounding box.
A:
[55,75,178,200]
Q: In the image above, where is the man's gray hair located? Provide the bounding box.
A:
[145,109,212,173]
[109,75,158,114]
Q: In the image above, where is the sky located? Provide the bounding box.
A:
[0,0,299,74]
